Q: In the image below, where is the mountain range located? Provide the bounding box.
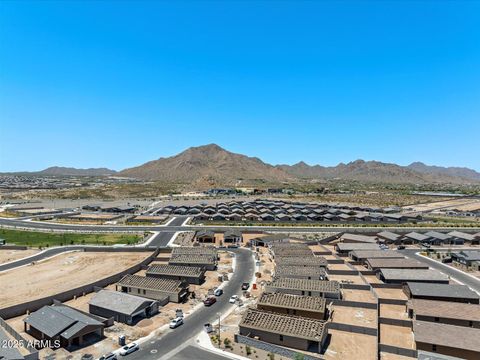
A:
[4,144,480,185]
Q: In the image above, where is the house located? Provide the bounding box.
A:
[407,299,480,328]
[257,292,327,319]
[349,250,405,262]
[274,265,327,280]
[403,282,479,304]
[338,233,378,243]
[24,305,104,348]
[424,231,452,245]
[239,309,327,353]
[335,242,381,255]
[451,250,480,268]
[89,290,159,325]
[366,258,428,272]
[250,234,291,247]
[195,230,216,243]
[264,278,341,299]
[376,231,402,244]
[260,213,275,221]
[116,274,188,303]
[275,256,328,268]
[146,264,206,284]
[172,247,217,257]
[223,229,242,244]
[401,232,430,244]
[378,269,449,284]
[211,213,226,221]
[168,254,217,270]
[447,231,475,245]
[413,321,480,360]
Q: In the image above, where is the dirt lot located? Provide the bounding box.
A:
[173,231,195,246]
[0,251,151,308]
[327,263,354,271]
[331,305,377,328]
[380,303,408,320]
[324,329,377,360]
[373,287,408,301]
[363,274,383,284]
[380,324,415,349]
[405,198,480,212]
[0,249,39,264]
[342,289,377,303]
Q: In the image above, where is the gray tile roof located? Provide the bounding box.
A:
[89,290,155,315]
[424,231,452,241]
[413,320,480,352]
[447,231,475,241]
[23,305,103,340]
[406,282,480,300]
[377,231,401,241]
[350,250,405,260]
[366,258,427,269]
[380,269,449,282]
[403,232,430,242]
[340,233,378,243]
[336,243,381,252]
[118,274,185,293]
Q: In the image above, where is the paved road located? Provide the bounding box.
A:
[401,249,480,293]
[127,248,255,360]
[2,217,479,233]
[147,232,176,247]
[171,345,232,360]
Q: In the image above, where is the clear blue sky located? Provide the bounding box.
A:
[1,1,479,172]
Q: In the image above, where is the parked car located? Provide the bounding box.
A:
[169,317,184,329]
[203,296,217,306]
[119,343,139,356]
[397,245,406,250]
[99,353,117,360]
[241,282,250,290]
[214,288,223,296]
[204,323,213,333]
[229,295,239,304]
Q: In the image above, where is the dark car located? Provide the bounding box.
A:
[397,245,405,250]
[241,282,250,290]
[203,297,217,306]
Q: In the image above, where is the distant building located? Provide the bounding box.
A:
[403,282,480,304]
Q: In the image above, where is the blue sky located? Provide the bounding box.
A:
[1,1,479,172]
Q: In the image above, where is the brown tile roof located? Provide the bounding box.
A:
[171,247,217,256]
[266,278,340,293]
[274,265,326,278]
[275,256,328,267]
[169,254,216,265]
[146,264,205,278]
[408,299,480,322]
[350,250,405,260]
[117,274,185,293]
[258,293,326,313]
[240,309,326,341]
[413,320,480,352]
[272,248,314,257]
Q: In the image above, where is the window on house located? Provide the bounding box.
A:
[279,335,284,342]
[432,344,437,352]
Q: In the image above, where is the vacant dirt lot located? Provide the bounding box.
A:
[325,329,377,360]
[342,289,377,303]
[0,249,39,264]
[0,251,151,308]
[380,324,415,349]
[373,287,408,301]
[380,303,408,319]
[331,305,377,328]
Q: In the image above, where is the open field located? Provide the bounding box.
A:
[380,324,415,349]
[331,305,377,328]
[0,251,151,308]
[0,228,142,247]
[0,249,39,264]
[405,197,480,212]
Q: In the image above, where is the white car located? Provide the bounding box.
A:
[119,342,139,356]
[229,295,239,304]
[214,288,223,296]
[169,317,184,329]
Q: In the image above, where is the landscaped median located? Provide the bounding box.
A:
[0,228,143,248]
